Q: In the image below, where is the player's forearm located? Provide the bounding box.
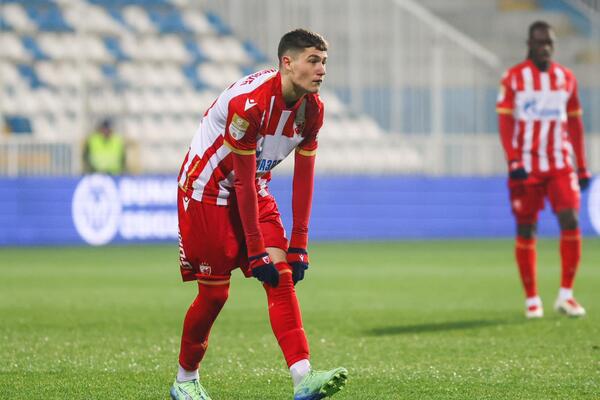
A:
[232,152,265,256]
[568,116,587,169]
[498,114,518,161]
[290,151,316,249]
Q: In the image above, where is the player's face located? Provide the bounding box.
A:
[287,47,327,94]
[528,28,554,68]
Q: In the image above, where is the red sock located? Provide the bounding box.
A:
[560,229,581,289]
[264,262,310,367]
[515,236,537,298]
[178,281,230,371]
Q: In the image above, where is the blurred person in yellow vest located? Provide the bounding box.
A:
[83,118,126,175]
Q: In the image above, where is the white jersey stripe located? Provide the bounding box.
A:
[216,171,235,206]
[191,146,231,202]
[522,67,533,91]
[538,120,550,171]
[553,122,565,169]
[523,121,534,172]
[554,66,565,88]
[540,73,550,92]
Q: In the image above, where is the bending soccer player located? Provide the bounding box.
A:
[170,29,348,400]
[496,21,592,319]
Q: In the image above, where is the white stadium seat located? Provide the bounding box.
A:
[3,3,37,33]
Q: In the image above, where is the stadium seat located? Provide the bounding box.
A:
[5,115,33,134]
[17,64,46,88]
[122,5,156,33]
[2,33,33,62]
[3,3,38,33]
[22,35,51,61]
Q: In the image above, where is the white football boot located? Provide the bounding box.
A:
[554,297,586,317]
[525,304,544,319]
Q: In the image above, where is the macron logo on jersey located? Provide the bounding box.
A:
[245,98,257,111]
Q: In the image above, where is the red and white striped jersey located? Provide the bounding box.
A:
[177,69,323,205]
[496,59,582,173]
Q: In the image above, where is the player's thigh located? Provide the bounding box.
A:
[547,170,580,213]
[508,178,545,224]
[258,194,288,251]
[178,192,244,281]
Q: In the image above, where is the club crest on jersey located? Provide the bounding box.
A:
[229,113,250,140]
[198,262,212,275]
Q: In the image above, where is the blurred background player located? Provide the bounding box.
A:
[82,118,127,175]
[171,29,348,400]
[496,21,592,319]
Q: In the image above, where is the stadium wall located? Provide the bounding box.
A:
[1,175,599,246]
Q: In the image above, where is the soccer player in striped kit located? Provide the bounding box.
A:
[170,29,347,400]
[496,21,592,319]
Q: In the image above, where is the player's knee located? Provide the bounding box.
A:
[517,223,536,239]
[558,210,578,230]
[198,283,230,308]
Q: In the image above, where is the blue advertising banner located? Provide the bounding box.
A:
[0,175,598,246]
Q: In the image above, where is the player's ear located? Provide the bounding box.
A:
[281,53,294,72]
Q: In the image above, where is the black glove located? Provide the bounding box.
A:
[509,160,528,180]
[249,253,279,287]
[287,248,309,285]
[578,168,591,191]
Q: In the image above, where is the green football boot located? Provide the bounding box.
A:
[293,367,348,400]
[169,379,212,400]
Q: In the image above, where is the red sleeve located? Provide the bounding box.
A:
[297,98,323,155]
[290,149,316,250]
[499,114,517,161]
[232,151,265,257]
[568,115,587,170]
[566,76,587,169]
[223,95,261,154]
[496,70,515,116]
[566,74,583,117]
[496,70,517,161]
[226,95,265,257]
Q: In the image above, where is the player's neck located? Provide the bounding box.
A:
[528,57,550,72]
[280,75,307,108]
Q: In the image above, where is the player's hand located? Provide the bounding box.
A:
[508,160,528,180]
[287,248,309,285]
[249,253,279,287]
[578,168,592,191]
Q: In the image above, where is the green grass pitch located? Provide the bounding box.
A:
[1,239,599,399]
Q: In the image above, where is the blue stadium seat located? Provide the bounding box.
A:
[103,36,130,61]
[183,38,208,63]
[243,40,268,63]
[0,15,11,30]
[204,11,232,35]
[106,7,130,29]
[5,115,33,134]
[22,36,50,61]
[26,4,73,32]
[182,63,207,91]
[147,6,191,34]
[17,64,46,88]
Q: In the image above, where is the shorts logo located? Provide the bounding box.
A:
[179,231,193,270]
[229,113,250,140]
[199,262,212,275]
[183,196,190,211]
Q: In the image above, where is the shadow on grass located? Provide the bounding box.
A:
[367,318,522,336]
